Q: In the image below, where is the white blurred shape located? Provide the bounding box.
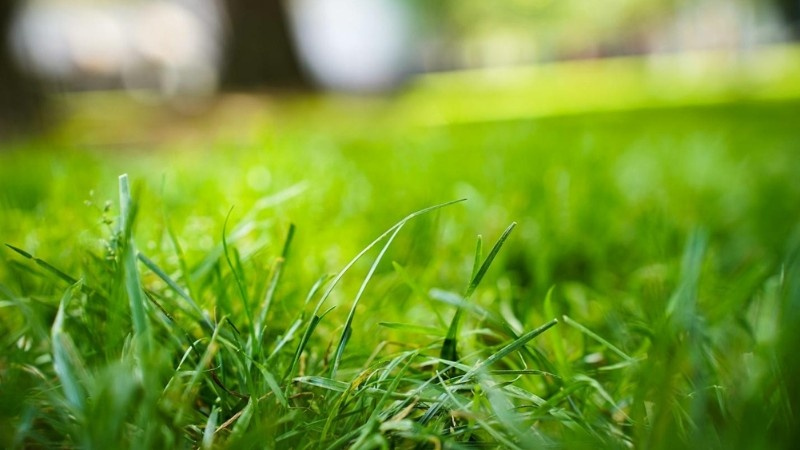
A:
[10,6,74,79]
[288,0,414,92]
[9,0,222,103]
[66,10,126,76]
[135,2,205,67]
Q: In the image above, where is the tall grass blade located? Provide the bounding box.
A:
[163,216,200,309]
[137,252,207,326]
[284,305,335,382]
[666,229,708,325]
[119,174,150,350]
[462,318,558,380]
[182,316,224,399]
[471,234,483,281]
[271,274,330,368]
[255,223,295,344]
[51,280,89,412]
[288,199,464,380]
[222,207,253,335]
[441,222,516,365]
[544,287,569,375]
[202,406,219,450]
[331,224,404,378]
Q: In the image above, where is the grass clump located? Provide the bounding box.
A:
[1,177,573,448]
[3,163,798,448]
[2,60,800,446]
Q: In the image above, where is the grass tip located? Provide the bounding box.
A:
[5,243,32,258]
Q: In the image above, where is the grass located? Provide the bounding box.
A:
[2,46,800,448]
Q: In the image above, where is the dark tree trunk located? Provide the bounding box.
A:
[220,0,310,89]
[0,0,46,137]
[776,0,800,39]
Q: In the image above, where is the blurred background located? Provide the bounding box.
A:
[1,0,798,137]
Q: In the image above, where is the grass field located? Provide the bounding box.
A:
[1,48,800,449]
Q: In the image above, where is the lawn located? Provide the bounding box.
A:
[1,47,799,449]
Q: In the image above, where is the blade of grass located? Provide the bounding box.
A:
[286,199,465,382]
[441,222,516,365]
[573,374,631,421]
[544,286,569,377]
[265,318,303,363]
[284,305,336,382]
[182,318,225,400]
[4,244,78,286]
[391,261,446,327]
[189,183,305,283]
[561,315,633,362]
[370,351,419,421]
[222,207,253,337]
[431,287,560,376]
[227,397,255,441]
[377,322,444,336]
[202,406,219,450]
[254,362,287,407]
[163,215,200,308]
[119,174,149,351]
[255,223,295,347]
[666,229,708,327]
[471,235,483,281]
[137,252,208,327]
[462,318,558,380]
[51,280,89,412]
[294,376,349,392]
[270,274,330,367]
[330,223,404,378]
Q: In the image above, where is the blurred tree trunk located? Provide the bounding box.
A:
[0,0,45,137]
[221,0,309,89]
[776,0,800,38]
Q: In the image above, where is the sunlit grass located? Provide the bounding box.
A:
[2,48,800,448]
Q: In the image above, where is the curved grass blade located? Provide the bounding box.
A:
[287,199,465,381]
[462,318,558,380]
[330,224,404,378]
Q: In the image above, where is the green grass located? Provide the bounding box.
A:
[2,47,800,448]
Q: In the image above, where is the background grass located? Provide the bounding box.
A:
[1,47,800,449]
